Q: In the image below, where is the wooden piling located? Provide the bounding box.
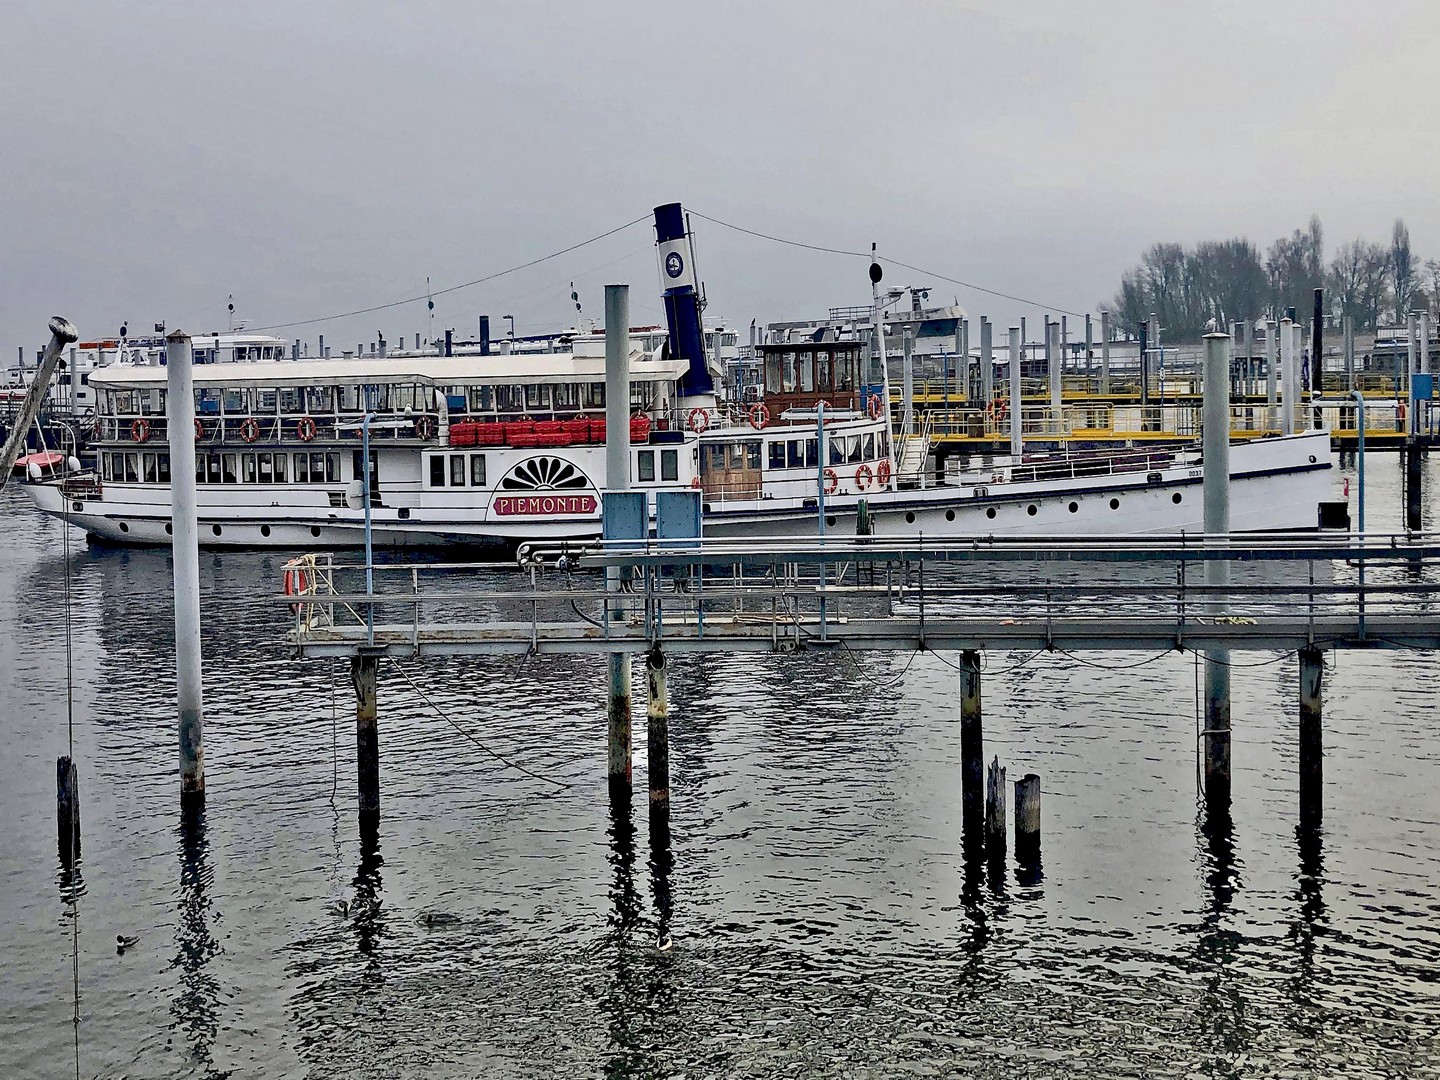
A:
[1299,647,1323,829]
[1404,443,1422,532]
[1014,773,1041,863]
[984,756,1006,860]
[959,650,983,840]
[351,655,380,815]
[608,654,632,792]
[56,755,80,867]
[646,647,668,810]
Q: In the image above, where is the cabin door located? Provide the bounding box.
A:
[352,449,381,503]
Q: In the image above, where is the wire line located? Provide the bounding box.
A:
[248,215,651,332]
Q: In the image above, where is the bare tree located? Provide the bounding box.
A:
[1391,219,1415,319]
[1266,214,1325,318]
[1329,240,1390,329]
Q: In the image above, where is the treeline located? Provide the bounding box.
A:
[1104,217,1438,339]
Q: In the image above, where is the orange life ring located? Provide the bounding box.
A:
[239,417,261,443]
[690,476,702,489]
[817,399,833,421]
[415,415,437,440]
[748,402,770,429]
[823,467,838,495]
[855,463,874,491]
[130,418,150,443]
[867,395,885,421]
[687,407,711,433]
[296,416,317,442]
[876,459,892,486]
[283,565,310,613]
[194,418,206,441]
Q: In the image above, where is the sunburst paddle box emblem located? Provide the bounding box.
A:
[493,456,597,516]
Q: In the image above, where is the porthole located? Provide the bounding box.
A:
[905,512,916,524]
[398,508,411,520]
[1068,501,1078,513]
[118,521,129,533]
[311,526,322,538]
[986,507,997,519]
[826,516,836,527]
[1308,455,1317,463]
[71,501,83,512]
[212,524,222,536]
[1172,492,1182,504]
[260,524,272,538]
[1109,498,1120,510]
[165,523,173,535]
[945,509,955,522]
[1026,504,1037,516]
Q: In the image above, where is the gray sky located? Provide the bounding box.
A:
[4,0,1436,362]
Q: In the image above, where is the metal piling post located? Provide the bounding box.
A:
[605,284,633,792]
[167,331,205,804]
[646,647,669,812]
[959,650,983,844]
[1298,647,1323,829]
[1202,330,1232,808]
[352,656,380,816]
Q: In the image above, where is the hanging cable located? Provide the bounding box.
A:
[247,215,651,332]
[689,209,1087,317]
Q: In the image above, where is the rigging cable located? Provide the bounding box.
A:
[248,215,651,332]
[688,209,1087,318]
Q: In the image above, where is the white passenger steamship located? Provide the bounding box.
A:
[23,204,1335,546]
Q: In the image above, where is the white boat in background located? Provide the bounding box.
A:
[21,203,1339,547]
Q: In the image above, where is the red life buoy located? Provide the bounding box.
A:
[687,407,711,433]
[239,417,261,443]
[817,399,832,421]
[415,415,437,440]
[296,416,317,442]
[748,402,770,429]
[690,476,702,489]
[283,565,310,613]
[855,463,874,491]
[194,418,206,441]
[823,467,838,494]
[867,395,885,421]
[877,459,892,486]
[92,417,104,439]
[130,418,150,443]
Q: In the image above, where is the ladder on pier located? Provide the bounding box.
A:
[893,412,933,488]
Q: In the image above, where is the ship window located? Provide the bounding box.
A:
[786,440,803,468]
[114,390,135,414]
[280,388,305,414]
[863,433,875,460]
[258,452,273,483]
[219,453,237,484]
[307,386,333,414]
[848,436,862,464]
[450,454,467,487]
[879,430,889,458]
[765,353,782,393]
[470,455,486,486]
[828,436,844,466]
[207,454,222,484]
[124,453,139,483]
[552,383,579,410]
[661,449,678,481]
[524,383,549,410]
[817,350,832,391]
[338,385,362,412]
[430,456,446,487]
[143,453,158,483]
[196,388,221,415]
[242,453,257,484]
[273,453,286,482]
[637,450,656,482]
[324,453,340,483]
[293,454,310,483]
[799,350,815,392]
[223,388,247,414]
[770,442,787,469]
[782,352,797,393]
[470,386,495,413]
[586,382,605,408]
[806,438,818,467]
[255,388,278,414]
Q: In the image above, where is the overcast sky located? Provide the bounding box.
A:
[4,0,1436,362]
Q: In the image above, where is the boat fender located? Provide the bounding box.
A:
[130,418,150,443]
[296,416,318,442]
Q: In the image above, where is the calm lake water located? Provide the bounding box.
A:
[2,454,1438,1078]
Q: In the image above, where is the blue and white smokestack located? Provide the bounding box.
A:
[654,202,714,399]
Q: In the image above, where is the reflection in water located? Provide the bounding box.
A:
[350,814,386,958]
[602,788,641,1077]
[171,805,222,1076]
[1291,824,1326,1000]
[1196,803,1248,1068]
[647,805,674,951]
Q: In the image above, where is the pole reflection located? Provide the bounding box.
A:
[1195,803,1248,1066]
[350,812,386,958]
[171,804,222,1076]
